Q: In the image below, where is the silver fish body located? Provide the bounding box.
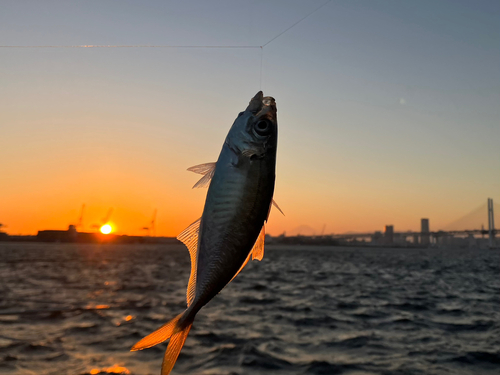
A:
[131,91,278,375]
[192,91,277,313]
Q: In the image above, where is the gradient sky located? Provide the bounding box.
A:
[1,0,499,236]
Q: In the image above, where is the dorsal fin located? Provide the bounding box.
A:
[187,162,216,188]
[176,218,201,306]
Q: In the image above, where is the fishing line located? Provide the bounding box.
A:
[258,0,332,90]
[0,1,332,49]
[259,46,264,90]
[0,45,261,48]
[0,0,332,88]
[261,0,332,48]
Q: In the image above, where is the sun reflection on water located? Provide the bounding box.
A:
[89,364,131,374]
[85,303,110,310]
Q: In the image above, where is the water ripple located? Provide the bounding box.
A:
[0,243,499,374]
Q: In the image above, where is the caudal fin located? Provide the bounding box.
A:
[131,313,183,351]
[161,323,192,375]
[131,311,194,375]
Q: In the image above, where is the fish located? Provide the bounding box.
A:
[131,91,282,375]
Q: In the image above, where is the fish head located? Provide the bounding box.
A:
[226,91,278,159]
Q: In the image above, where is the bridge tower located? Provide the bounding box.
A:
[488,198,495,248]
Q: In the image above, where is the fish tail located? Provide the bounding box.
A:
[161,321,193,375]
[130,309,195,375]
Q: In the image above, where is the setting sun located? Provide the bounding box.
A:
[100,224,112,234]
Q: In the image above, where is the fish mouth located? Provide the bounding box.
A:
[246,91,277,123]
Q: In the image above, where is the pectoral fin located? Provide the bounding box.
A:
[192,172,214,189]
[177,218,201,306]
[187,162,216,175]
[187,162,216,189]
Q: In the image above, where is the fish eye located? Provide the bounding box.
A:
[254,120,271,136]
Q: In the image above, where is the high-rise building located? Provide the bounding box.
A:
[488,198,495,248]
[384,225,394,245]
[421,218,430,246]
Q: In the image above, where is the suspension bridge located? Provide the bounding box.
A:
[310,198,499,248]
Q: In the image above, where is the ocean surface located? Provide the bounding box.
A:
[0,243,499,375]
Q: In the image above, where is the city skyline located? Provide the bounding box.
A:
[1,199,498,237]
[1,0,499,236]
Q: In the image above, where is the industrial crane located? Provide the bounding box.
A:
[142,209,157,237]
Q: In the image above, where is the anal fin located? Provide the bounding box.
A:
[252,225,265,261]
[229,224,266,283]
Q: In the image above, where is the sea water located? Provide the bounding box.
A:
[0,243,499,375]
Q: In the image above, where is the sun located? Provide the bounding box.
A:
[100,224,112,234]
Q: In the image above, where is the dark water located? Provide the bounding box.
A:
[0,243,499,375]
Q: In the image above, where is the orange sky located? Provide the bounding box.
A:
[1,106,497,237]
[1,2,499,237]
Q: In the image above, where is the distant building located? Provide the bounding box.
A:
[36,225,148,244]
[413,234,419,245]
[37,225,78,242]
[488,198,495,248]
[0,223,6,241]
[371,231,383,245]
[421,218,430,246]
[384,225,394,245]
